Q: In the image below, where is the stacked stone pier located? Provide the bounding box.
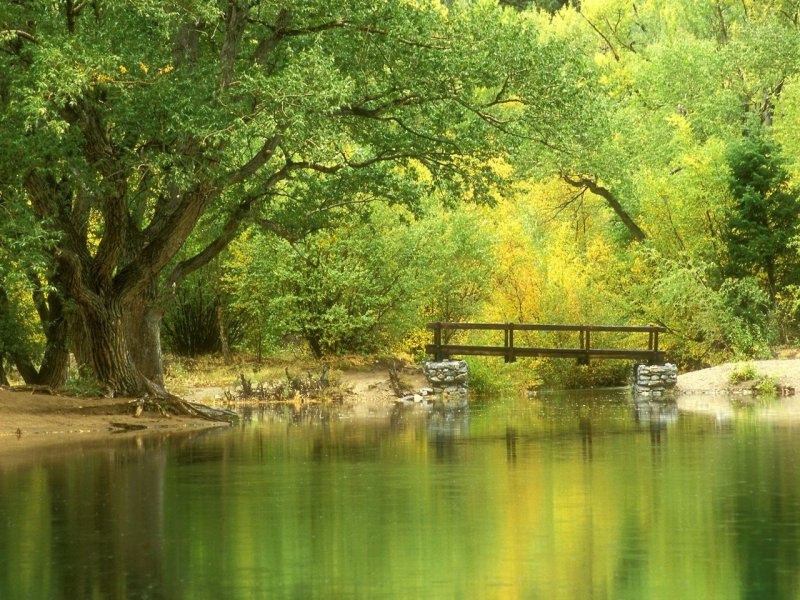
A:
[634,363,678,398]
[422,359,468,406]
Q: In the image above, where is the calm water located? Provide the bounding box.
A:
[2,390,800,599]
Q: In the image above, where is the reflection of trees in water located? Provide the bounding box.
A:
[728,429,800,600]
[0,438,172,599]
[224,401,338,425]
[506,426,517,464]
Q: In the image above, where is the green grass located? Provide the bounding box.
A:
[728,362,778,396]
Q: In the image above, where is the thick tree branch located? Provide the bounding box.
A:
[25,271,50,326]
[115,183,215,298]
[166,163,294,290]
[71,100,130,289]
[226,134,282,185]
[52,246,104,314]
[562,175,646,242]
[253,8,290,64]
[220,0,250,88]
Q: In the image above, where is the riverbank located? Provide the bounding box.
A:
[0,365,427,463]
[676,358,800,395]
[5,357,800,463]
[0,388,231,469]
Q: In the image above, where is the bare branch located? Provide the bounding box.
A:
[256,17,449,49]
[287,150,422,175]
[0,30,39,44]
[715,1,729,44]
[579,12,619,61]
[562,174,646,242]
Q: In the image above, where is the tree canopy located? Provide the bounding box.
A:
[3,0,800,393]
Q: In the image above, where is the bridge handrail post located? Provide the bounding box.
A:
[433,322,443,361]
[585,326,591,365]
[508,323,515,363]
[652,329,661,365]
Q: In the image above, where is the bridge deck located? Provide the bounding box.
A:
[425,322,666,365]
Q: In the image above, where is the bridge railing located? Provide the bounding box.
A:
[426,322,667,365]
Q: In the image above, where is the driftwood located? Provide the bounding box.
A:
[3,384,55,395]
[110,421,148,432]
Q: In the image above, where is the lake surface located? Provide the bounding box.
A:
[2,390,800,599]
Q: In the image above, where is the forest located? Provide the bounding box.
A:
[2,0,800,397]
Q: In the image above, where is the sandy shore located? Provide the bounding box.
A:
[0,366,428,464]
[0,388,233,469]
[676,358,800,394]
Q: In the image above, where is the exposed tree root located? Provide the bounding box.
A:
[130,393,239,422]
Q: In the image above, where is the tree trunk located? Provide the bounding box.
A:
[124,282,165,387]
[34,292,70,388]
[765,258,777,304]
[67,307,93,377]
[0,284,69,388]
[79,293,233,419]
[216,301,232,364]
[0,356,8,386]
[83,300,150,397]
[307,334,323,359]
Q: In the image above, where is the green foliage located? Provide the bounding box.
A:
[728,362,761,385]
[62,372,105,398]
[722,134,800,300]
[465,357,529,396]
[3,0,800,391]
[1,0,585,392]
[532,359,632,390]
[728,362,779,396]
[419,207,497,326]
[223,203,493,357]
[755,375,779,396]
[636,254,773,367]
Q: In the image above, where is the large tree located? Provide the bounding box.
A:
[0,1,579,398]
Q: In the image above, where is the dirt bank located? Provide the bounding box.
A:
[0,365,428,462]
[0,388,231,469]
[676,359,800,394]
[675,359,800,422]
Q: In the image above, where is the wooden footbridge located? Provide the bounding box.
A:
[426,322,666,365]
